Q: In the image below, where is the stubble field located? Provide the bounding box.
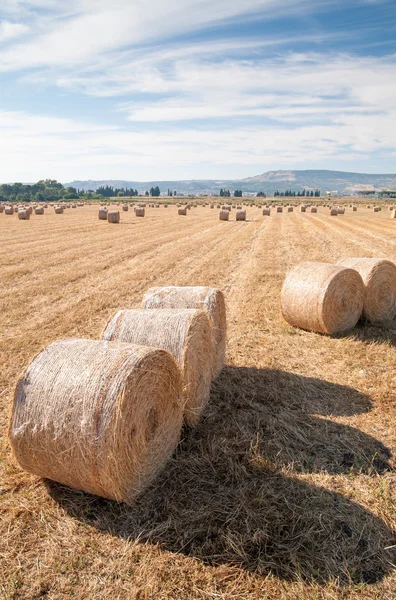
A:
[0,202,395,600]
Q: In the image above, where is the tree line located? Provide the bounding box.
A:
[274,189,321,197]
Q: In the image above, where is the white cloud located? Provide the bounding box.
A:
[0,20,28,41]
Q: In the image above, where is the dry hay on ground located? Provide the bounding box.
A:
[0,202,395,600]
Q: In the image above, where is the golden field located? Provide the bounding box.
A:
[0,202,395,600]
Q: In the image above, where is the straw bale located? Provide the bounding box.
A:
[18,209,30,220]
[135,207,145,217]
[353,206,357,211]
[5,206,14,215]
[9,339,183,503]
[219,209,229,221]
[107,211,120,223]
[54,207,63,214]
[122,204,129,211]
[330,207,338,216]
[178,207,187,216]
[103,309,212,426]
[373,207,380,212]
[337,207,345,214]
[236,209,246,221]
[98,208,108,220]
[142,286,226,376]
[287,206,293,212]
[391,209,396,219]
[263,208,271,216]
[277,206,283,213]
[310,207,317,213]
[34,207,44,215]
[300,205,306,212]
[281,262,365,335]
[338,258,396,324]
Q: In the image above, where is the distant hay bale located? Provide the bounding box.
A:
[178,207,187,216]
[107,210,120,223]
[18,209,30,220]
[103,309,213,426]
[277,206,283,213]
[210,204,214,209]
[299,205,306,212]
[142,286,227,376]
[122,204,129,211]
[373,206,381,212]
[34,207,44,215]
[338,258,396,324]
[135,207,145,217]
[236,209,246,221]
[155,204,160,208]
[353,206,357,211]
[263,208,271,216]
[287,206,293,212]
[219,209,229,221]
[281,262,365,335]
[391,209,396,219]
[4,206,13,215]
[388,205,394,211]
[54,207,63,214]
[216,204,221,209]
[9,339,183,504]
[330,207,338,216]
[310,206,317,213]
[98,208,108,220]
[164,204,168,208]
[71,204,77,208]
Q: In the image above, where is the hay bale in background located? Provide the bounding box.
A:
[219,209,229,221]
[330,207,338,216]
[300,206,306,212]
[98,208,108,220]
[103,309,213,426]
[373,207,381,212]
[178,207,187,216]
[310,206,317,213]
[337,207,345,215]
[391,209,396,219]
[338,258,396,324]
[236,209,246,221]
[353,206,357,211]
[277,206,283,213]
[107,211,120,224]
[281,262,365,335]
[135,207,145,217]
[263,207,271,216]
[287,206,293,212]
[123,204,129,211]
[54,207,63,214]
[142,286,226,376]
[9,339,183,504]
[18,210,30,220]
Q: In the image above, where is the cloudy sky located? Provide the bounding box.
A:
[0,0,395,182]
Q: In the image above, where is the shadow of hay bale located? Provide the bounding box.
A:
[348,322,396,347]
[46,367,395,584]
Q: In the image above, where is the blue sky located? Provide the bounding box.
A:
[0,0,395,182]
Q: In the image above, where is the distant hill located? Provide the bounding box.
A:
[65,170,396,195]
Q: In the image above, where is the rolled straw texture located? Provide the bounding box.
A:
[142,286,226,376]
[263,208,271,216]
[391,209,396,219]
[9,339,183,504]
[35,207,44,215]
[338,258,396,323]
[18,210,30,220]
[281,262,365,335]
[236,209,246,221]
[300,206,306,212]
[219,209,229,221]
[103,309,213,426]
[178,207,187,216]
[330,207,338,216]
[277,206,283,213]
[107,211,120,223]
[135,207,145,217]
[98,208,108,220]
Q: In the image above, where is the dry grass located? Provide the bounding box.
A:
[0,202,395,600]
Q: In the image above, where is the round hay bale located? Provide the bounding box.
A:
[122,204,129,211]
[373,206,381,212]
[18,209,30,220]
[71,204,77,208]
[135,207,145,217]
[103,309,213,426]
[236,209,246,221]
[98,208,108,220]
[216,204,221,209]
[287,206,293,212]
[178,207,187,216]
[164,204,168,208]
[388,206,394,211]
[210,204,214,209]
[54,206,63,214]
[107,210,120,223]
[338,258,396,324]
[330,207,338,216]
[263,208,271,216]
[353,206,357,211]
[281,262,365,335]
[337,207,345,214]
[219,209,229,221]
[299,205,306,212]
[277,206,283,213]
[34,207,44,215]
[142,286,226,376]
[9,339,183,504]
[310,206,317,213]
[391,209,396,219]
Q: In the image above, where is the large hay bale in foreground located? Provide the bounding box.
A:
[9,339,183,504]
[98,208,108,220]
[236,209,246,221]
[103,309,213,426]
[107,210,120,223]
[142,286,226,376]
[338,258,396,323]
[281,262,365,335]
[18,209,30,220]
[219,209,229,221]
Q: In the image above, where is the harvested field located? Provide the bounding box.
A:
[0,203,395,600]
